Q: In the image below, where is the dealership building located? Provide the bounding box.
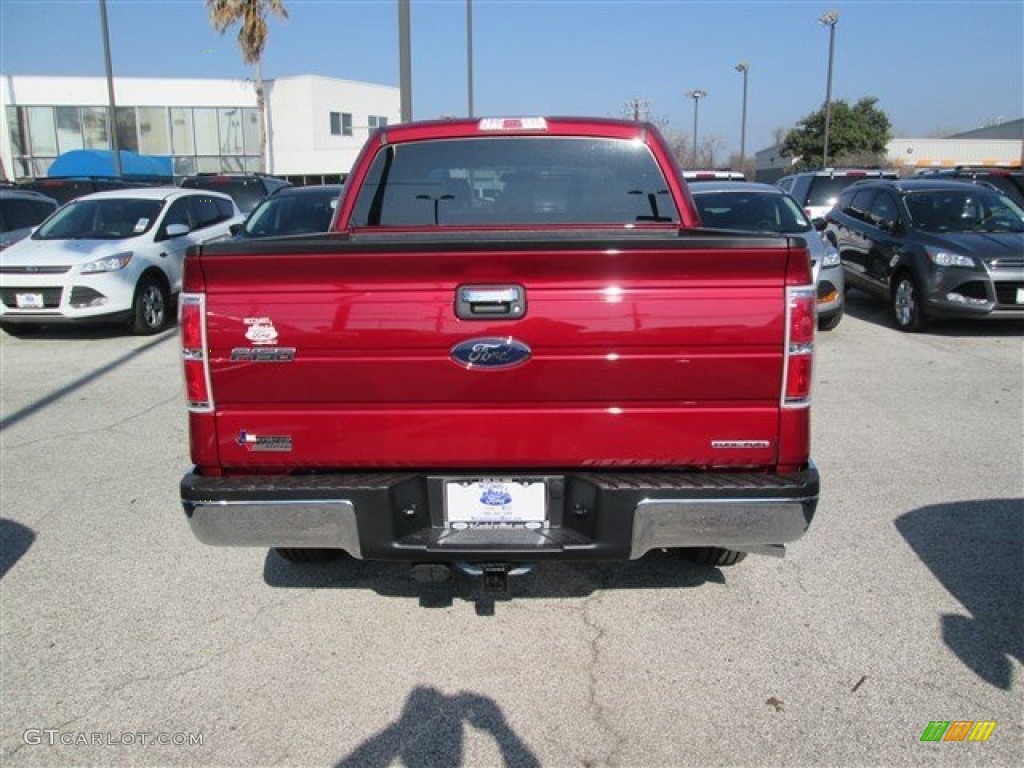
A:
[754,119,1024,183]
[0,73,400,184]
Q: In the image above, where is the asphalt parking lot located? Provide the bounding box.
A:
[1,290,1021,767]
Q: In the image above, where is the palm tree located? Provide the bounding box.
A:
[206,1,288,173]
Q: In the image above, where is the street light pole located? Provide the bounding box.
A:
[466,0,474,117]
[684,89,706,168]
[819,10,839,168]
[735,62,749,171]
[399,0,413,122]
[98,0,122,177]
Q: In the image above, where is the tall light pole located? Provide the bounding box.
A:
[466,0,474,117]
[99,0,122,177]
[735,62,749,171]
[684,89,707,168]
[399,0,413,122]
[819,10,839,168]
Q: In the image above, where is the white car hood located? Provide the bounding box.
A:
[0,238,137,268]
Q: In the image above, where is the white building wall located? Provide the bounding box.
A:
[754,136,1023,182]
[1,74,257,108]
[267,75,399,176]
[1,73,399,180]
[888,138,1023,169]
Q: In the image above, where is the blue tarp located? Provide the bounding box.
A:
[47,150,173,179]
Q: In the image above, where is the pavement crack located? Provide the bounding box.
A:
[579,572,626,768]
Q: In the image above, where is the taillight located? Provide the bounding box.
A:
[783,286,816,407]
[179,293,213,413]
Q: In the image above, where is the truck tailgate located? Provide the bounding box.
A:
[195,234,797,470]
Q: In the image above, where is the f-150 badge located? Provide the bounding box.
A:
[450,337,531,369]
[244,317,279,345]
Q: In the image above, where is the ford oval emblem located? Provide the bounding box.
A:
[451,337,532,370]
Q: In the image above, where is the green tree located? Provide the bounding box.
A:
[782,97,892,170]
[206,0,288,173]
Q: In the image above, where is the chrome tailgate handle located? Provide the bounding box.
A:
[456,284,526,320]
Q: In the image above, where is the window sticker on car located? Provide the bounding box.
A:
[134,218,149,233]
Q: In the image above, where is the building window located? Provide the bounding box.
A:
[330,111,353,137]
[138,107,170,155]
[7,107,25,155]
[194,108,220,155]
[81,107,109,149]
[55,107,84,153]
[242,108,259,154]
[368,115,388,130]
[218,108,244,155]
[26,107,58,156]
[115,107,139,152]
[170,108,195,155]
[197,156,221,174]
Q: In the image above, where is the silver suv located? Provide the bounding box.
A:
[691,181,845,330]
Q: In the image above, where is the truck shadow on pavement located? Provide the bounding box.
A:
[895,498,1023,690]
[263,549,724,613]
[334,686,540,768]
[0,518,35,579]
[843,289,1024,337]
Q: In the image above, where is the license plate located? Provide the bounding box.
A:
[15,292,44,309]
[445,479,547,526]
[1017,288,1024,305]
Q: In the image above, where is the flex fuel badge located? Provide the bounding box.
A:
[237,431,293,452]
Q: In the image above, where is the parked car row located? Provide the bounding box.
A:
[0,173,351,335]
[0,188,243,336]
[773,168,1024,331]
[3,162,1021,337]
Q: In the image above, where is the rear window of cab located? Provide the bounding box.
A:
[349,137,680,227]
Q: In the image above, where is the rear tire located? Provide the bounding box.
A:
[274,548,345,563]
[129,274,169,335]
[683,547,748,567]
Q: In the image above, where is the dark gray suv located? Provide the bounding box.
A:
[825,179,1024,330]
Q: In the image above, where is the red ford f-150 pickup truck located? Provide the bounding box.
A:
[179,117,819,590]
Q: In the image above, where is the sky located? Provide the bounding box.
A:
[1,0,1022,160]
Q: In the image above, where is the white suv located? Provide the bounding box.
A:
[0,187,241,335]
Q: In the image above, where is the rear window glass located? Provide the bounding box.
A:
[244,190,339,237]
[0,198,56,233]
[182,177,266,213]
[693,191,811,234]
[349,137,680,227]
[805,176,866,208]
[967,174,1024,205]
